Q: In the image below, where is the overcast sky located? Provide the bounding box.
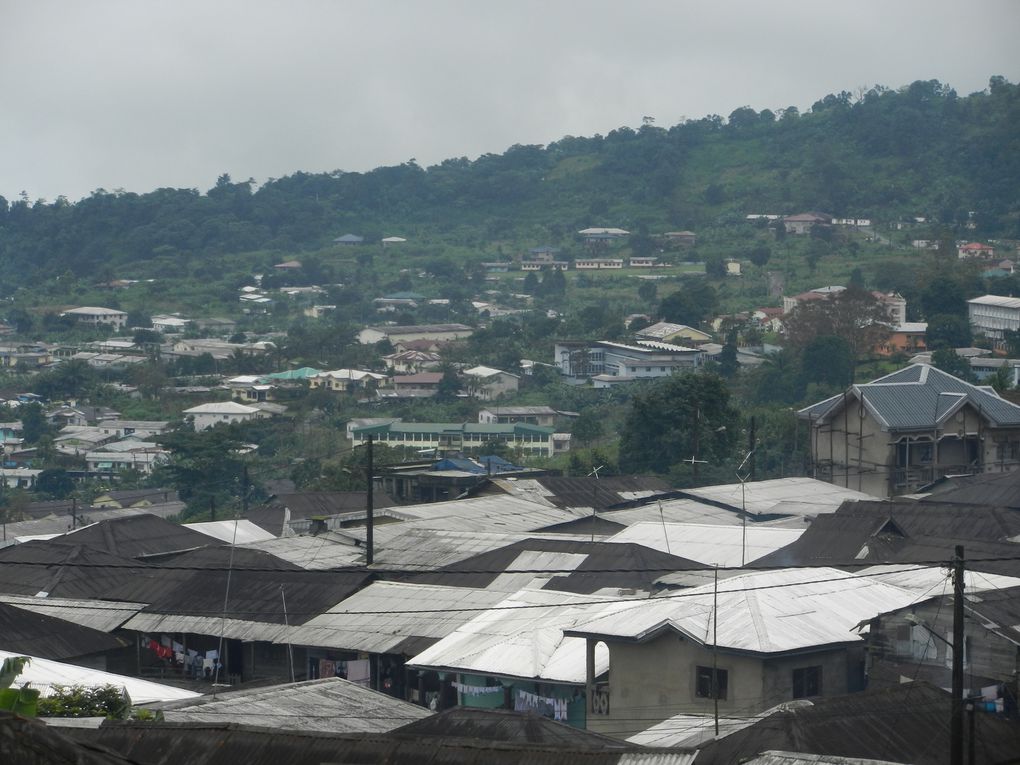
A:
[2,0,1018,204]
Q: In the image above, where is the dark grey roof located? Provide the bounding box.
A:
[0,712,141,765]
[392,707,628,748]
[917,470,1020,508]
[408,538,705,594]
[754,500,1020,575]
[693,682,1020,765]
[0,541,185,602]
[67,721,689,765]
[52,514,219,559]
[798,364,1020,431]
[0,601,127,660]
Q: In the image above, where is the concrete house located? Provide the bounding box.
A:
[565,567,923,739]
[183,401,263,430]
[634,322,712,346]
[462,366,519,400]
[554,340,703,381]
[60,306,128,330]
[798,364,1020,497]
[782,212,831,235]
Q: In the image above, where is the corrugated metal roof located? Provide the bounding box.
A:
[56,514,220,558]
[606,522,804,566]
[692,681,1020,765]
[801,364,1020,430]
[407,538,705,595]
[0,594,146,632]
[601,500,748,527]
[680,478,876,517]
[0,648,199,705]
[393,706,628,748]
[495,476,674,511]
[183,520,275,545]
[361,527,594,570]
[567,568,924,654]
[0,602,128,659]
[152,677,431,732]
[285,582,507,653]
[68,722,696,765]
[123,612,293,642]
[740,753,908,765]
[408,588,629,683]
[240,533,364,570]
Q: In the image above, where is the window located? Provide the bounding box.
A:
[695,666,728,700]
[792,666,822,698]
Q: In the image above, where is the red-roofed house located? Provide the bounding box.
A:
[957,242,996,259]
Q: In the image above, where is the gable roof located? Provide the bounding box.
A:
[152,677,430,733]
[566,567,922,655]
[693,682,1020,765]
[799,364,1020,430]
[284,581,508,654]
[0,601,128,659]
[54,514,219,559]
[183,401,261,415]
[407,538,705,594]
[408,588,621,683]
[392,707,627,748]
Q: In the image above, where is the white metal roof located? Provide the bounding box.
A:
[184,520,276,545]
[968,294,1020,309]
[0,649,199,704]
[408,588,627,684]
[681,478,876,517]
[285,582,507,652]
[183,401,261,414]
[856,564,1020,596]
[606,522,804,566]
[241,533,363,570]
[567,568,924,654]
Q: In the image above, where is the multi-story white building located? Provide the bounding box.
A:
[554,340,703,380]
[60,306,128,330]
[968,294,1020,344]
[183,401,263,431]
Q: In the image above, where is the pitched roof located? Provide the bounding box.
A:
[607,522,805,567]
[152,677,430,733]
[183,401,261,415]
[799,364,1020,430]
[392,707,627,748]
[491,475,674,511]
[285,581,508,654]
[407,538,705,594]
[0,601,128,659]
[408,588,621,683]
[567,568,923,654]
[55,514,219,559]
[693,682,1020,765]
[0,649,199,705]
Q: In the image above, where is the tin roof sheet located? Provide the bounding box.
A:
[408,589,629,683]
[567,568,924,654]
[285,582,507,653]
[606,522,804,566]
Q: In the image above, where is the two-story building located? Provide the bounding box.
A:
[183,401,264,431]
[565,567,922,739]
[554,340,703,381]
[462,366,519,400]
[60,306,128,330]
[350,421,560,458]
[798,364,1020,497]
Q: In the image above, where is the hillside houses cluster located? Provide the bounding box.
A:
[2,463,1020,762]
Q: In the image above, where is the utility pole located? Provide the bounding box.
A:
[366,435,374,566]
[241,464,249,516]
[713,565,720,737]
[951,545,965,765]
[748,416,756,481]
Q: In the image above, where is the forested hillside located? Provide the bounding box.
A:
[1,76,1018,289]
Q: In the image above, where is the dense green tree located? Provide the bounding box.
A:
[657,281,718,327]
[926,314,972,350]
[35,468,75,499]
[618,372,739,474]
[18,403,51,444]
[931,348,973,381]
[800,335,853,387]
